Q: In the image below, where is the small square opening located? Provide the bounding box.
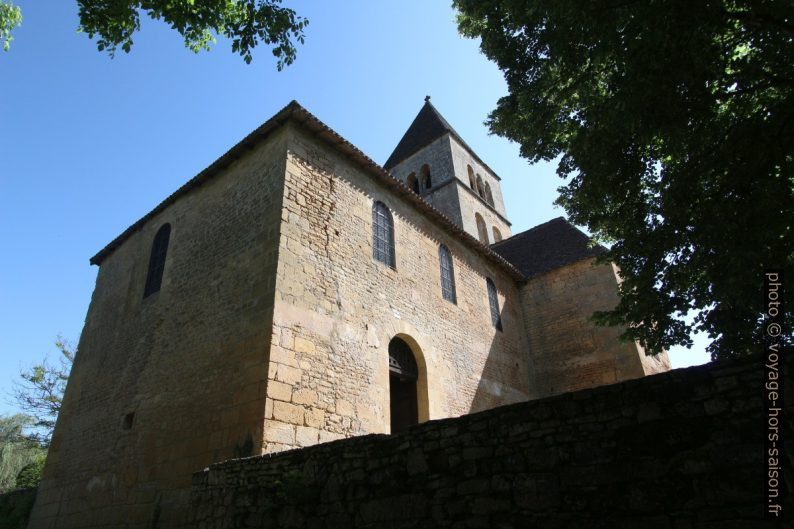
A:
[122,412,135,430]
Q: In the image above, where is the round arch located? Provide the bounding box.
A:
[387,333,430,431]
[467,165,476,189]
[406,172,419,193]
[475,213,489,245]
[420,164,432,190]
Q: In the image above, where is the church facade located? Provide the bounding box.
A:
[28,99,669,528]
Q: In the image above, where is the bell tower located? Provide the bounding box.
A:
[384,96,511,245]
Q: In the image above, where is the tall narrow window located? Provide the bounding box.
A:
[467,165,476,190]
[484,182,494,206]
[372,201,396,268]
[143,223,171,298]
[486,278,502,331]
[407,172,419,194]
[476,175,485,198]
[420,164,432,190]
[492,226,503,243]
[438,244,457,304]
[475,213,489,245]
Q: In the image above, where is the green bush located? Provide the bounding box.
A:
[14,453,45,489]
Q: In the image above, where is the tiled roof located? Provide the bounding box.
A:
[491,217,606,279]
[383,98,500,180]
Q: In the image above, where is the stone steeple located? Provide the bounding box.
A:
[385,98,511,245]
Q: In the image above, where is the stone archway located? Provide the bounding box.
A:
[387,336,428,433]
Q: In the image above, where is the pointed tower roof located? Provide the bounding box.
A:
[384,97,499,179]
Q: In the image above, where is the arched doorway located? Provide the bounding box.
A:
[388,337,419,433]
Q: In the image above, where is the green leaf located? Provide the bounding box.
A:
[453,0,794,360]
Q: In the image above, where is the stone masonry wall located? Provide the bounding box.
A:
[260,124,533,454]
[28,129,289,529]
[520,258,670,398]
[456,183,511,245]
[448,135,511,244]
[388,135,511,244]
[447,135,507,218]
[191,355,790,528]
[389,136,455,192]
[423,181,465,228]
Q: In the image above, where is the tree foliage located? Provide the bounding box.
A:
[0,415,45,494]
[2,1,307,68]
[12,337,74,445]
[14,452,46,490]
[0,1,21,52]
[455,0,793,359]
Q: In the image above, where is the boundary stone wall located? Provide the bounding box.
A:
[191,355,791,528]
[0,488,37,529]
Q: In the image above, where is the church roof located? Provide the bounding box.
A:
[383,98,500,180]
[491,217,606,279]
[90,101,524,280]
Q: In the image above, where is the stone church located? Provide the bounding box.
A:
[28,99,670,528]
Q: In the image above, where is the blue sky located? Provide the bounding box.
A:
[0,1,709,416]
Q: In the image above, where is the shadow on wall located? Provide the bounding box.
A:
[470,297,527,414]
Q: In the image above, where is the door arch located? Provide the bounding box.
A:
[387,335,428,433]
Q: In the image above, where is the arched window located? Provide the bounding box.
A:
[372,201,395,268]
[467,165,476,190]
[407,172,419,194]
[475,213,489,245]
[420,164,432,190]
[438,244,457,304]
[484,182,494,206]
[486,278,502,331]
[492,226,503,243]
[388,337,419,433]
[143,223,171,298]
[476,175,485,198]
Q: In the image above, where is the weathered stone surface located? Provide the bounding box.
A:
[273,401,305,425]
[268,380,293,402]
[191,356,787,529]
[520,260,671,397]
[28,127,289,529]
[293,388,318,406]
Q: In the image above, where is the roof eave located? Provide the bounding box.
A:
[90,101,524,282]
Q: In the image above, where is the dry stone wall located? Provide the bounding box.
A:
[191,355,789,529]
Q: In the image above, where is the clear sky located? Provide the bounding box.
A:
[0,1,709,416]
